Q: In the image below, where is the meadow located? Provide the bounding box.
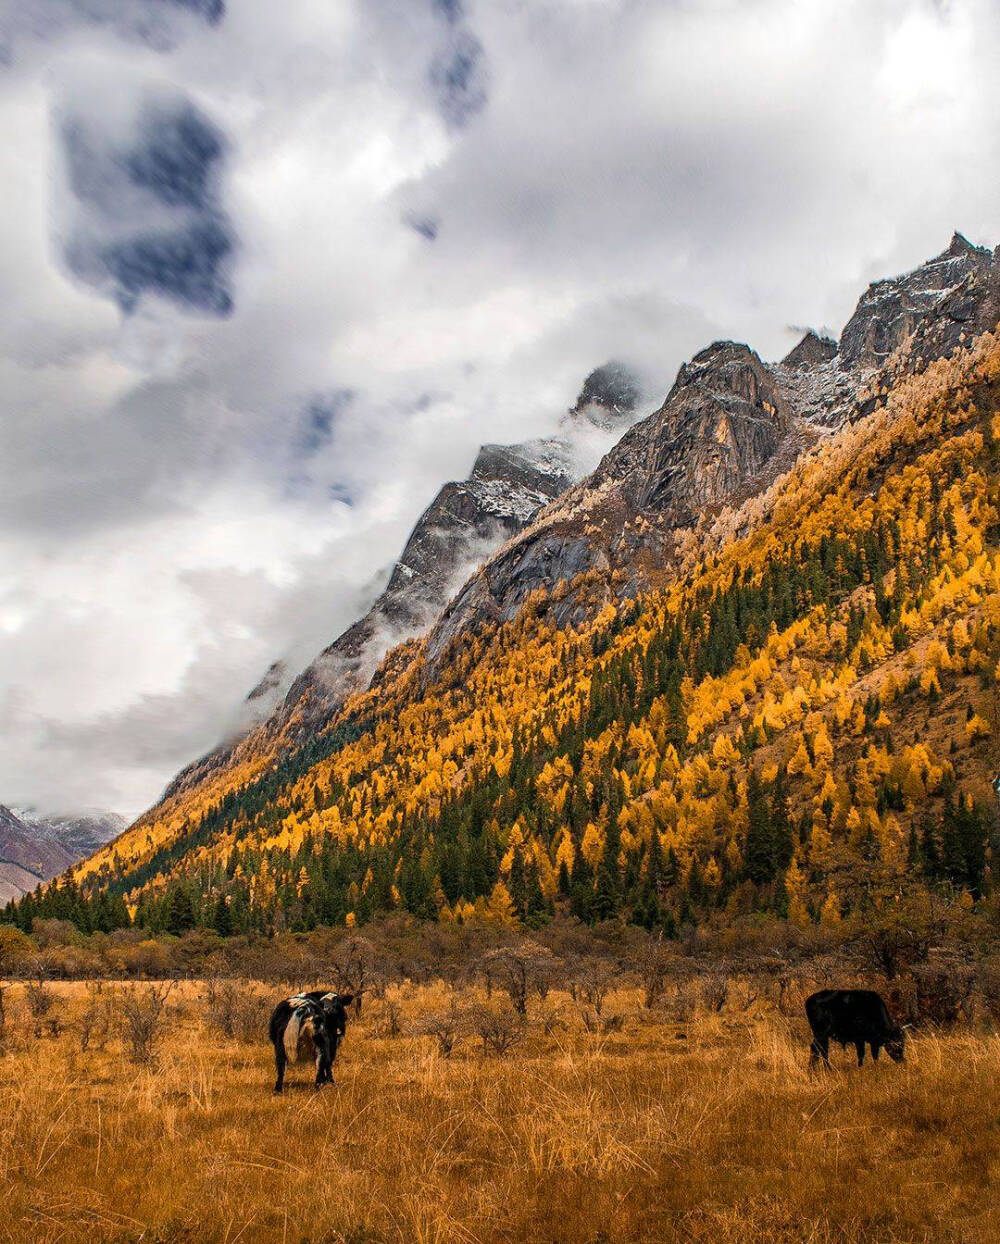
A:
[1,976,998,1244]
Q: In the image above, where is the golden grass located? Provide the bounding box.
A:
[1,980,998,1243]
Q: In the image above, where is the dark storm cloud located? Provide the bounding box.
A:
[404,212,440,241]
[430,27,487,127]
[59,97,234,314]
[296,391,355,458]
[0,0,223,60]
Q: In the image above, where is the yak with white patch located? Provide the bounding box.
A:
[805,988,905,1068]
[268,990,354,1093]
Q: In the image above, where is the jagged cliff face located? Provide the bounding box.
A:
[839,233,996,370]
[426,236,1000,662]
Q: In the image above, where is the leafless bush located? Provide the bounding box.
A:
[370,999,403,1039]
[572,958,617,1016]
[538,1000,570,1036]
[578,1006,625,1035]
[472,1003,525,1057]
[699,974,730,1014]
[78,983,113,1052]
[120,982,174,1065]
[637,943,672,1009]
[329,935,381,1016]
[24,974,53,1023]
[662,979,698,1022]
[480,943,559,1017]
[910,964,976,1029]
[419,1001,463,1057]
[977,963,1000,1026]
[204,980,269,1043]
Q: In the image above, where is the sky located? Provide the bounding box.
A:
[0,0,998,820]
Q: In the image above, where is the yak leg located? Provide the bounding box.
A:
[810,1036,830,1068]
[855,1041,866,1066]
[871,1043,881,1063]
[273,1041,287,1095]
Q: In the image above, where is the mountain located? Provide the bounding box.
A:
[162,367,641,799]
[14,235,999,937]
[0,808,124,903]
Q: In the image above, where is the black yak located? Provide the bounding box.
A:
[268,990,354,1093]
[805,989,906,1068]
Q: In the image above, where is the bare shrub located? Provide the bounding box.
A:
[578,1006,625,1035]
[419,1001,463,1057]
[663,979,698,1022]
[329,935,380,1016]
[120,982,174,1065]
[977,962,1000,1026]
[699,973,730,1014]
[24,972,54,1035]
[370,999,403,1039]
[910,963,976,1029]
[572,958,617,1016]
[78,982,113,1052]
[472,1003,525,1057]
[637,943,672,1009]
[204,980,269,1043]
[538,1000,570,1036]
[480,943,559,1017]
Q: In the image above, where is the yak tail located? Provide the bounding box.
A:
[283,1010,303,1063]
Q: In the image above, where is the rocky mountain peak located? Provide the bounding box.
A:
[570,360,641,427]
[781,330,838,369]
[839,232,996,370]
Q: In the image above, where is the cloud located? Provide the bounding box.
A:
[1,0,999,816]
[57,83,234,313]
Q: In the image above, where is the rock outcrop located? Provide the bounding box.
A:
[839,233,996,370]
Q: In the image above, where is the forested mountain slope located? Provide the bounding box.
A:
[8,239,999,937]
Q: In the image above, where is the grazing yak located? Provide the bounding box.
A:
[806,989,906,1068]
[269,990,354,1093]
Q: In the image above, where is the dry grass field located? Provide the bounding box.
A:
[1,978,998,1244]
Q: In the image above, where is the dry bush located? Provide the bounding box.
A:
[910,963,976,1029]
[662,978,699,1022]
[977,961,1000,1025]
[637,942,672,1008]
[369,999,403,1039]
[570,957,618,1015]
[24,974,54,1023]
[699,973,730,1014]
[77,982,113,1052]
[120,982,174,1065]
[480,943,559,1016]
[203,980,269,1043]
[418,1000,464,1057]
[537,999,570,1036]
[472,1002,524,1056]
[328,934,381,1016]
[578,1005,625,1035]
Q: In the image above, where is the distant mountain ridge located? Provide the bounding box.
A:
[0,807,123,903]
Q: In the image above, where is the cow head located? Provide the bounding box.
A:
[885,1024,906,1062]
[320,992,355,1038]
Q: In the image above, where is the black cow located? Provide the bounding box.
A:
[805,989,905,1068]
[268,990,354,1093]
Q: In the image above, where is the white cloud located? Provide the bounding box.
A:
[0,0,998,816]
